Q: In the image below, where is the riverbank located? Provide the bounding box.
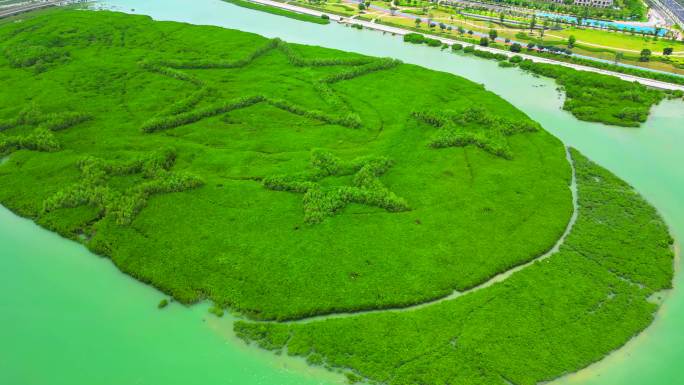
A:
[242,0,684,91]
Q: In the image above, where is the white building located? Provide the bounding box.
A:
[548,0,613,8]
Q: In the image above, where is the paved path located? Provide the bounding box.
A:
[243,0,684,91]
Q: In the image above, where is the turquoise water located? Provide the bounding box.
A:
[537,12,668,36]
[0,206,348,385]
[1,1,683,384]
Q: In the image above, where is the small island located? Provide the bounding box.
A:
[0,9,674,385]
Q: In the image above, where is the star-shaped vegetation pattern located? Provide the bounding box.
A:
[263,150,410,224]
[0,106,91,156]
[43,148,203,225]
[139,38,400,133]
[412,106,540,159]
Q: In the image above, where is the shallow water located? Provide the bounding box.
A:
[0,206,348,385]
[1,1,683,384]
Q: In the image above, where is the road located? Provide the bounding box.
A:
[650,0,684,29]
[0,0,61,18]
[243,0,684,91]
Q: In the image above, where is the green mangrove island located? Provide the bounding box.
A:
[0,9,674,385]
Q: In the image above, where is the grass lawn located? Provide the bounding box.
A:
[549,27,684,54]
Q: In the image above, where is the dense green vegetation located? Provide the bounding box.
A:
[263,150,411,224]
[561,54,684,86]
[238,149,674,385]
[403,33,442,47]
[222,0,330,24]
[399,34,674,127]
[412,106,540,158]
[0,9,674,384]
[452,44,668,127]
[0,10,572,322]
[517,60,665,127]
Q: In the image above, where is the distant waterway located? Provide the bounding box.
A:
[1,1,683,384]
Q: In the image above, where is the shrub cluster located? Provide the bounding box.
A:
[142,94,361,133]
[313,81,346,110]
[462,47,508,61]
[448,40,669,127]
[412,107,539,159]
[1,106,81,132]
[403,33,426,44]
[319,58,400,84]
[3,43,69,71]
[263,150,409,224]
[0,109,90,155]
[151,38,378,72]
[403,33,441,47]
[140,60,204,86]
[40,112,92,131]
[155,39,279,70]
[425,38,442,47]
[430,127,511,158]
[267,98,361,128]
[518,59,664,127]
[161,87,211,117]
[141,39,399,133]
[0,128,60,156]
[312,57,399,117]
[141,95,266,133]
[509,55,523,64]
[275,39,374,67]
[43,149,204,225]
